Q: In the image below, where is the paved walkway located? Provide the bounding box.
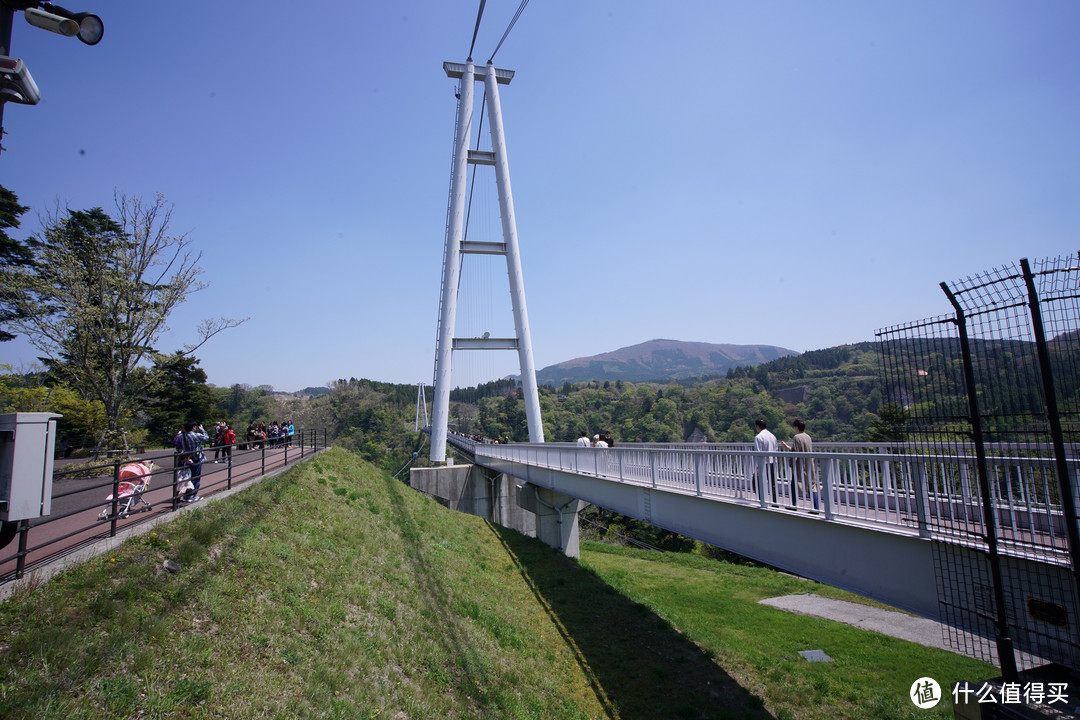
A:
[759,594,971,657]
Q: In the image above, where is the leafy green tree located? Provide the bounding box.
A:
[214,383,279,429]
[0,368,107,449]
[141,352,219,444]
[0,185,34,342]
[5,193,245,431]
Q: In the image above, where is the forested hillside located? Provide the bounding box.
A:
[533,338,798,384]
[450,342,883,446]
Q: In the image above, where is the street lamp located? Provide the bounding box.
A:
[41,2,103,45]
[0,1,103,153]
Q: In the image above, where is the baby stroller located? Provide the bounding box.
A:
[98,461,155,520]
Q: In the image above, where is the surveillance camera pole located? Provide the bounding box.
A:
[0,1,36,153]
[0,1,101,154]
[0,3,14,149]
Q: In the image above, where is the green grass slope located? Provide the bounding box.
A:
[0,448,994,719]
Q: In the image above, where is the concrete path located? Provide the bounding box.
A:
[762,593,1067,679]
[759,593,966,656]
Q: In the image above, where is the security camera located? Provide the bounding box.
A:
[0,56,41,106]
[23,8,80,37]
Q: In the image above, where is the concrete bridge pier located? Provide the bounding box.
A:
[408,466,586,557]
[517,484,587,558]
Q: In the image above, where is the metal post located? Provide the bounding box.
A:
[821,459,833,519]
[484,62,543,444]
[171,459,180,511]
[108,459,120,536]
[0,4,13,150]
[757,456,768,508]
[913,461,932,539]
[1020,258,1080,621]
[431,60,475,463]
[226,451,232,490]
[15,518,28,579]
[942,281,1018,680]
[261,442,266,476]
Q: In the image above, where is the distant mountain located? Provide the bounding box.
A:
[534,339,799,385]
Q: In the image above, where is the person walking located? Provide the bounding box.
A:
[753,419,778,503]
[576,431,591,448]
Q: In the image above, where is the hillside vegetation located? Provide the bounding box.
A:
[0,448,993,719]
[446,342,883,446]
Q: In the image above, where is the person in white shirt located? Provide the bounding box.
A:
[754,419,778,503]
[576,431,592,447]
[593,434,608,449]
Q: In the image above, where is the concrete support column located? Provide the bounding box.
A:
[518,484,586,558]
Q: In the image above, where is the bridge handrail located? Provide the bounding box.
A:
[452,436,1075,558]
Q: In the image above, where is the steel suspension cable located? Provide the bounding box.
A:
[488,0,531,63]
[467,0,487,61]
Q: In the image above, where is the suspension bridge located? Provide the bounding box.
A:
[418,3,1080,684]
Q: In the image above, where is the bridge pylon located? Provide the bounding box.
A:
[430,60,544,462]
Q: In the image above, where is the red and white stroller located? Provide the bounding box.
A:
[97,461,155,520]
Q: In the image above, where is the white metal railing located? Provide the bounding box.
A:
[447,435,1076,556]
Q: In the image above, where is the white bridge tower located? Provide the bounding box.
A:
[430,60,544,462]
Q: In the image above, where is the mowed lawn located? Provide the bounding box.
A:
[0,447,995,719]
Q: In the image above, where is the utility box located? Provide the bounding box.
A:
[0,412,61,522]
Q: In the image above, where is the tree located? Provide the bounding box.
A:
[0,185,34,342]
[7,192,245,431]
[0,368,107,449]
[141,352,219,444]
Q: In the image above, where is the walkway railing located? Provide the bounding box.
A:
[450,436,1076,562]
[0,429,328,584]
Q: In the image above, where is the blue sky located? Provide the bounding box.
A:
[1,1,1077,392]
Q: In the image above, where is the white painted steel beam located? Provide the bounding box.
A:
[460,241,507,255]
[453,337,519,350]
[467,149,496,166]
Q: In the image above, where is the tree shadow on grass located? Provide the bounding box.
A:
[488,524,775,720]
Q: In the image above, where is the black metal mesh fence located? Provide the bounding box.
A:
[877,253,1080,676]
